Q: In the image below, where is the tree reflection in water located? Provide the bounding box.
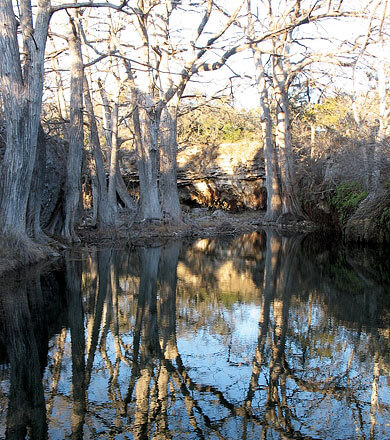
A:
[0,232,389,439]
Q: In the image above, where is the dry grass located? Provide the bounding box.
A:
[0,233,54,277]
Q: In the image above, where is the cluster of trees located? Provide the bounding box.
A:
[0,0,389,251]
[177,100,260,145]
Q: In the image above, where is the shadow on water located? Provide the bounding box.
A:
[0,232,390,439]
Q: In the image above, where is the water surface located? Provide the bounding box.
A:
[0,230,389,439]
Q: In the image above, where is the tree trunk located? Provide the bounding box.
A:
[98,78,113,166]
[0,0,51,243]
[98,79,137,217]
[108,101,119,214]
[83,76,117,228]
[159,102,182,224]
[310,123,316,159]
[253,51,282,222]
[133,91,162,222]
[116,160,137,211]
[273,61,304,220]
[246,3,281,222]
[373,30,388,189]
[26,125,49,242]
[63,17,84,242]
[48,34,69,121]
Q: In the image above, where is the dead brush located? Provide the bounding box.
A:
[0,234,50,276]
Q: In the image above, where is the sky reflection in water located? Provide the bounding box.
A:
[0,230,390,439]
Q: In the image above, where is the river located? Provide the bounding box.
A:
[0,230,389,439]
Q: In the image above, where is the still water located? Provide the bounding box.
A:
[0,230,389,439]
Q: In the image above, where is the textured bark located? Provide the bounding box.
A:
[63,18,84,242]
[133,91,162,221]
[116,160,137,211]
[373,28,388,189]
[255,53,282,222]
[27,125,49,242]
[156,3,182,225]
[83,76,117,227]
[273,57,304,220]
[98,78,114,165]
[0,0,51,241]
[108,102,119,213]
[98,79,136,216]
[160,104,182,224]
[48,34,69,121]
[246,2,281,221]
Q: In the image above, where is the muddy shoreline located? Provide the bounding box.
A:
[77,208,317,247]
[0,208,318,278]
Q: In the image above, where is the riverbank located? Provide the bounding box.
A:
[77,208,317,247]
[0,208,317,278]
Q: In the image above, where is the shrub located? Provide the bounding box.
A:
[331,182,368,226]
[379,206,390,232]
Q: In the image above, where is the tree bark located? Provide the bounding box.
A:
[132,90,162,222]
[159,102,182,224]
[108,101,119,213]
[373,27,388,189]
[255,52,282,222]
[63,16,85,242]
[0,0,51,242]
[246,1,281,222]
[116,160,137,211]
[48,34,69,122]
[26,125,49,242]
[83,76,117,228]
[98,78,136,217]
[273,56,304,219]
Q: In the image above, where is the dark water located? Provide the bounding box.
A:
[0,230,390,439]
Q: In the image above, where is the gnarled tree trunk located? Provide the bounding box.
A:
[0,0,51,246]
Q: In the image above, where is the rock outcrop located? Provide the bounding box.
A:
[0,122,67,231]
[121,141,266,211]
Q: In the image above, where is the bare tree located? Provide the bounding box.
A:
[0,0,51,249]
[243,0,370,221]
[246,1,282,221]
[83,75,118,228]
[373,0,389,188]
[62,13,85,242]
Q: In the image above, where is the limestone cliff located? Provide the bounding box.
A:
[121,141,266,211]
